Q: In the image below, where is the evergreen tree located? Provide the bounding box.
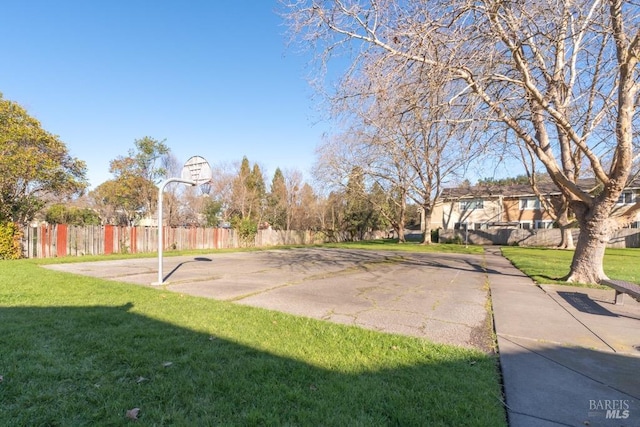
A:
[267,168,287,229]
[229,157,265,238]
[249,164,266,224]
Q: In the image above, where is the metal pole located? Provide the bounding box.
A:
[154,177,196,285]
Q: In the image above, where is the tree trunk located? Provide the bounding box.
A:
[397,195,407,243]
[565,211,614,283]
[566,230,607,284]
[396,218,406,243]
[556,208,575,249]
[421,209,432,244]
[558,226,574,250]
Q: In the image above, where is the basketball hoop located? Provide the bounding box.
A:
[199,181,212,195]
[154,155,213,285]
[181,156,212,186]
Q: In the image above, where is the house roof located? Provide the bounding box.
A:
[440,177,602,200]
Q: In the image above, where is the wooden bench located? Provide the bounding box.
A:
[600,279,640,305]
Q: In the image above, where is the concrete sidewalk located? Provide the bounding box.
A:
[485,247,640,426]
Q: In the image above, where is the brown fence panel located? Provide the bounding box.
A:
[130,227,137,253]
[104,225,114,254]
[56,224,68,257]
[40,224,47,258]
[41,224,52,258]
[213,228,220,249]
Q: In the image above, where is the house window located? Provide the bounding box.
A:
[521,222,532,230]
[459,199,484,210]
[454,222,468,230]
[520,197,541,210]
[535,220,554,229]
[617,191,635,205]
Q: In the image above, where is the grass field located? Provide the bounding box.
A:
[501,246,640,286]
[0,244,506,426]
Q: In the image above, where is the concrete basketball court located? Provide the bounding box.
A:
[44,248,493,351]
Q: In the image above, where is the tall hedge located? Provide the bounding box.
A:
[0,222,23,259]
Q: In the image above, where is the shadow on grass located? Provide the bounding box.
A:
[0,304,505,426]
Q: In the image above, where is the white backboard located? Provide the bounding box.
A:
[181,156,212,186]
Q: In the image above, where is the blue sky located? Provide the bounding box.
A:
[1,1,329,189]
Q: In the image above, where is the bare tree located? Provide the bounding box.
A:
[293,182,323,230]
[515,142,578,249]
[315,47,487,243]
[162,152,187,226]
[284,0,640,283]
[283,168,304,230]
[209,162,236,224]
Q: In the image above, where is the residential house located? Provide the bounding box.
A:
[500,181,562,230]
[433,189,504,231]
[431,178,640,231]
[613,183,640,228]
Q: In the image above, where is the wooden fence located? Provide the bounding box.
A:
[23,224,639,259]
[20,225,384,258]
[22,225,237,258]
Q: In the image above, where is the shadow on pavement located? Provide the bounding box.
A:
[257,247,494,276]
[556,291,618,317]
[163,256,212,282]
[500,337,640,426]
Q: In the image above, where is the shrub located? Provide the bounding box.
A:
[0,222,23,259]
[45,204,101,226]
[232,217,258,246]
[443,234,464,245]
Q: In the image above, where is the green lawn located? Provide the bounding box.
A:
[0,252,505,426]
[501,247,640,286]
